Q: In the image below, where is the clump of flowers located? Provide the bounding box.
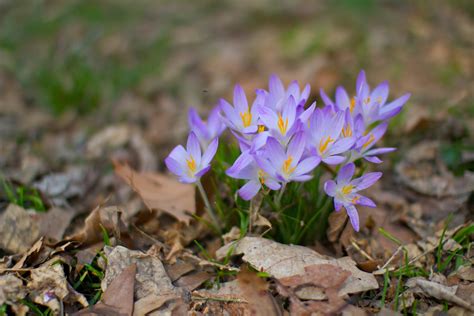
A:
[165,71,410,243]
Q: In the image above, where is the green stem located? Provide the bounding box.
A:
[274,182,287,209]
[196,180,221,233]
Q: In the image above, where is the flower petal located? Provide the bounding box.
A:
[293,156,320,176]
[355,194,376,208]
[165,157,184,177]
[264,178,281,190]
[337,163,355,184]
[352,171,382,191]
[238,180,261,200]
[322,155,346,165]
[345,204,360,231]
[187,132,202,165]
[335,86,351,111]
[201,137,219,166]
[233,84,248,113]
[324,180,337,197]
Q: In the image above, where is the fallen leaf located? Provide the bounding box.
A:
[67,205,129,247]
[278,264,350,314]
[0,274,27,305]
[132,294,180,316]
[237,266,282,316]
[216,237,379,296]
[406,277,473,311]
[102,264,136,315]
[102,246,179,300]
[452,265,474,282]
[113,161,195,225]
[175,271,211,291]
[0,204,40,253]
[73,264,136,316]
[0,204,76,254]
[27,259,89,312]
[12,237,45,269]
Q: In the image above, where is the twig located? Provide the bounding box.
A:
[350,238,375,261]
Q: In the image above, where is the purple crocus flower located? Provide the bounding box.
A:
[259,74,311,112]
[307,107,355,165]
[256,132,320,183]
[320,70,410,126]
[220,85,262,134]
[226,152,281,200]
[350,122,395,163]
[188,106,226,149]
[324,163,382,231]
[165,132,218,183]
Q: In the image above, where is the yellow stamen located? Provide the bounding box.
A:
[282,156,296,175]
[186,156,196,173]
[277,113,289,135]
[341,184,354,195]
[350,97,356,113]
[319,136,334,154]
[351,196,360,204]
[341,124,352,137]
[258,170,266,184]
[362,134,375,149]
[240,110,252,128]
[364,97,371,105]
[376,96,382,104]
[258,125,265,133]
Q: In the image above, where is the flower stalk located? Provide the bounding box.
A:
[196,180,221,233]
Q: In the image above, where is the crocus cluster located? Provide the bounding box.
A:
[165,71,410,231]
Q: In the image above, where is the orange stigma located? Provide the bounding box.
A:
[282,156,296,175]
[362,134,375,149]
[277,113,289,135]
[342,124,353,137]
[350,97,356,113]
[240,110,252,127]
[319,136,334,154]
[186,156,196,173]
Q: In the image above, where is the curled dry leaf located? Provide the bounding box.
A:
[27,259,88,312]
[216,237,378,297]
[67,205,128,247]
[113,160,195,225]
[406,277,474,311]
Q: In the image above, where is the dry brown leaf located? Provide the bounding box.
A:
[237,266,282,316]
[102,246,179,300]
[12,237,45,269]
[67,205,128,247]
[166,261,195,282]
[278,264,350,313]
[133,294,180,316]
[175,271,211,291]
[0,274,27,305]
[27,259,89,312]
[216,237,379,296]
[0,204,41,253]
[396,141,474,198]
[452,265,474,282]
[113,160,195,225]
[0,204,76,254]
[406,277,474,311]
[102,264,136,315]
[74,264,136,316]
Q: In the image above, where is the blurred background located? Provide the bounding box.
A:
[0,0,473,213]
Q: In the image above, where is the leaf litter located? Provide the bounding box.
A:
[1,1,474,315]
